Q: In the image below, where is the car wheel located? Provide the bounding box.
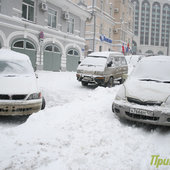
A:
[119,78,125,84]
[107,77,114,87]
[41,97,46,110]
[82,81,88,86]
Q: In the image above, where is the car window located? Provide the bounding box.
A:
[0,60,34,76]
[121,57,127,65]
[113,57,120,66]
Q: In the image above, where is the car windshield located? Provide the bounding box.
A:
[0,60,34,76]
[131,60,170,82]
[80,57,107,67]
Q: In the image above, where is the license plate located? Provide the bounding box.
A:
[130,108,153,116]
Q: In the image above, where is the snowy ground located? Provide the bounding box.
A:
[0,70,170,170]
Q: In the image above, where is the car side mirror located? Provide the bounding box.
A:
[78,61,81,64]
[107,61,112,67]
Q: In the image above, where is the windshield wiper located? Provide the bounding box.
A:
[162,81,170,84]
[4,74,17,77]
[140,79,170,84]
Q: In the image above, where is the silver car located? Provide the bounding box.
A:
[112,55,170,126]
[76,51,128,87]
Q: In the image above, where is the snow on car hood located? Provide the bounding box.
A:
[125,77,170,102]
[0,74,39,94]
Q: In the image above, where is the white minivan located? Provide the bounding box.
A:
[0,49,45,116]
[76,51,128,87]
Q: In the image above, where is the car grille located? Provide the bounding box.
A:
[0,94,27,100]
[125,112,159,121]
[127,97,162,106]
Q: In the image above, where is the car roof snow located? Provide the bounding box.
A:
[0,48,30,61]
[88,51,123,58]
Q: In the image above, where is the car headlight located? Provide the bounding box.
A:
[164,95,170,106]
[115,85,126,100]
[27,93,41,100]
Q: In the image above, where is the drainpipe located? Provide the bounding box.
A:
[168,30,170,56]
[92,0,96,52]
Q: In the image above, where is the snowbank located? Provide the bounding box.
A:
[0,71,170,170]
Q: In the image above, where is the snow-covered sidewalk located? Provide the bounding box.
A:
[0,71,170,170]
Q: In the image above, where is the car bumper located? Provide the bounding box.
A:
[0,99,42,116]
[112,100,170,126]
[76,74,105,86]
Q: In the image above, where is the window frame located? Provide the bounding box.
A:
[22,0,35,22]
[67,17,75,34]
[48,8,58,29]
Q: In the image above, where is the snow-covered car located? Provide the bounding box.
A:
[76,52,128,87]
[0,49,45,116]
[112,55,170,126]
[125,55,145,67]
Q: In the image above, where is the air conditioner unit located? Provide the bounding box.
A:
[41,2,48,12]
[64,12,70,20]
[114,8,119,13]
[113,29,118,34]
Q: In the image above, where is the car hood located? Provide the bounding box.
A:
[0,75,39,94]
[125,78,170,102]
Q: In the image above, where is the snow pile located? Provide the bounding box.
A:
[0,71,170,170]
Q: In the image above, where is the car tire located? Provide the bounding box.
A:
[82,81,88,86]
[107,77,114,87]
[41,97,46,110]
[119,78,125,84]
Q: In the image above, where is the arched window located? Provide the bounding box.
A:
[67,49,79,56]
[145,50,153,55]
[45,44,61,53]
[140,0,150,45]
[151,2,161,46]
[161,4,170,47]
[13,40,35,50]
[13,40,24,48]
[158,51,164,55]
[45,45,53,52]
[131,0,139,36]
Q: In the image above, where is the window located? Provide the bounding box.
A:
[99,46,102,52]
[100,0,103,10]
[45,45,53,52]
[48,8,57,28]
[161,4,170,47]
[74,51,78,56]
[109,28,112,38]
[151,2,161,46]
[22,0,34,22]
[13,41,24,48]
[67,49,79,56]
[54,46,60,53]
[140,1,150,45]
[26,42,35,49]
[109,4,112,16]
[68,50,73,55]
[67,18,74,34]
[100,24,103,34]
